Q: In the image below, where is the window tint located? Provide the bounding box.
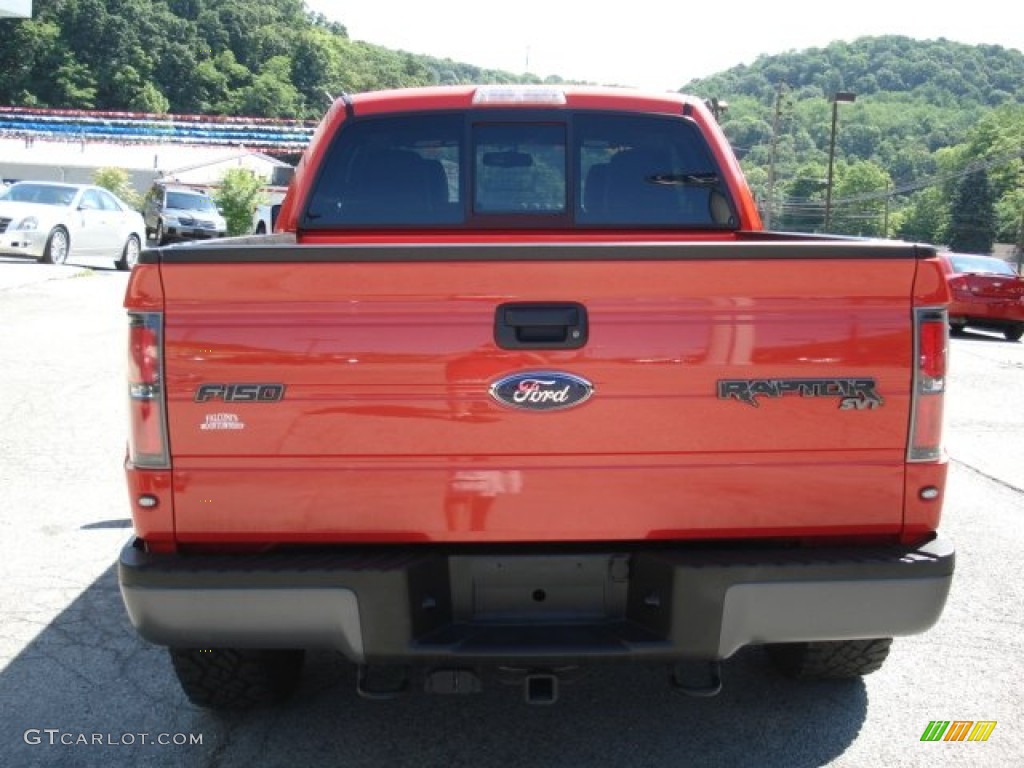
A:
[305,115,462,226]
[474,124,565,214]
[301,110,733,229]
[575,114,732,227]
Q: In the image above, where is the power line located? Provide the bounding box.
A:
[773,149,1024,208]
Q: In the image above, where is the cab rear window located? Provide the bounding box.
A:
[302,111,735,229]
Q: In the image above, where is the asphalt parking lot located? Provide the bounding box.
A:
[0,262,1021,767]
[0,260,92,289]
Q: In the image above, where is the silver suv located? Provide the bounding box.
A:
[143,185,227,245]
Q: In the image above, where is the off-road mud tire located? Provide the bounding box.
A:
[765,638,892,680]
[168,647,305,710]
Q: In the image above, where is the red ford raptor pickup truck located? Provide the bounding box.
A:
[118,85,954,708]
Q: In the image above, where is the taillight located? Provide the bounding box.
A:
[908,308,947,462]
[918,316,947,387]
[127,312,169,468]
[948,276,971,297]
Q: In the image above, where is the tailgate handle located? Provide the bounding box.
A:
[495,302,588,349]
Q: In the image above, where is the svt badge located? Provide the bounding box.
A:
[717,378,883,409]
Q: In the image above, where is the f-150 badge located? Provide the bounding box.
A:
[194,383,285,403]
[717,378,883,409]
[490,372,594,412]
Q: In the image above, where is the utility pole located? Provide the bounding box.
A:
[1016,204,1023,274]
[824,91,856,232]
[765,83,786,230]
[883,182,890,236]
[1017,160,1023,273]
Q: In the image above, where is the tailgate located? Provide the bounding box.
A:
[159,241,921,543]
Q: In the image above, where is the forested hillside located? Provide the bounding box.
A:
[682,37,1023,246]
[0,0,545,120]
[0,3,1021,248]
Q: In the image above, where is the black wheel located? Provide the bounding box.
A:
[155,219,166,246]
[116,234,141,271]
[1004,325,1023,342]
[949,322,966,336]
[41,226,70,265]
[765,638,892,680]
[168,648,305,710]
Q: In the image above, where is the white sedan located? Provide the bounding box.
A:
[0,181,146,270]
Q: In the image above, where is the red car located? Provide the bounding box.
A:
[940,252,1024,341]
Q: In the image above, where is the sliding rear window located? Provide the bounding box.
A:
[302,111,735,229]
[304,115,462,227]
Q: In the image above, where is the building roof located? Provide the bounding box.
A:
[0,137,289,175]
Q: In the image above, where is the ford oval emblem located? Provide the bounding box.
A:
[489,371,594,412]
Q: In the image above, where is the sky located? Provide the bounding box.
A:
[305,1,1023,92]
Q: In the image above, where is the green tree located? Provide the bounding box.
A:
[291,30,335,113]
[948,168,996,253]
[195,50,253,114]
[0,20,62,104]
[215,168,266,236]
[896,187,949,245]
[155,40,203,111]
[832,160,892,237]
[53,56,98,108]
[995,188,1024,256]
[961,105,1024,241]
[776,165,827,232]
[239,56,301,117]
[93,167,142,209]
[130,82,171,114]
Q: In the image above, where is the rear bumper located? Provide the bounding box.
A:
[118,537,954,664]
[949,298,1024,326]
